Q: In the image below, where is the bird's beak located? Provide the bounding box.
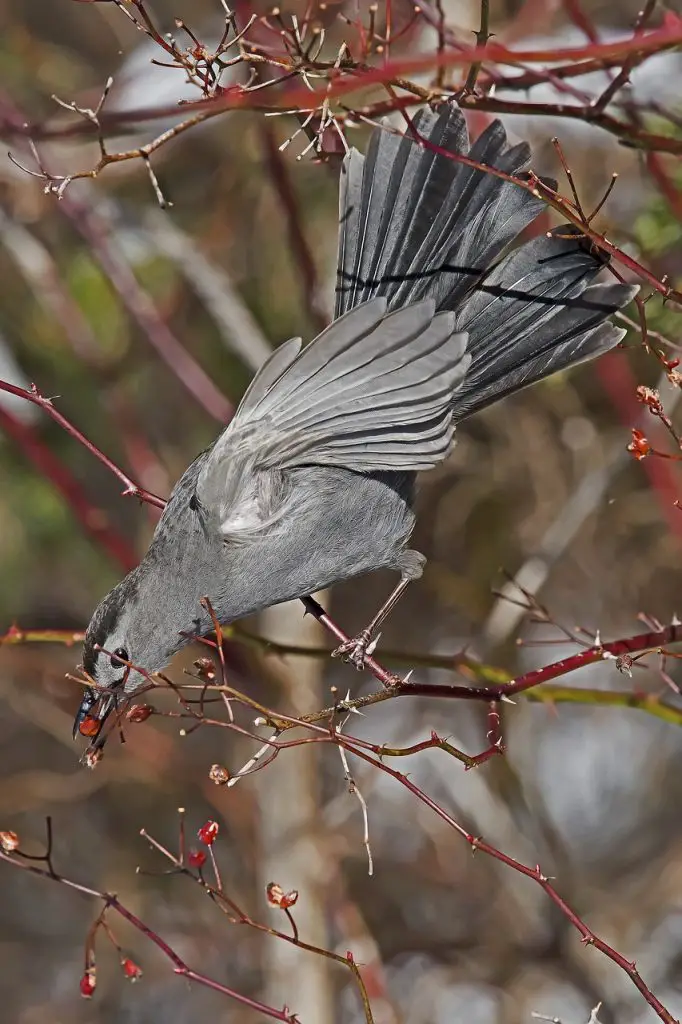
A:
[73,686,117,742]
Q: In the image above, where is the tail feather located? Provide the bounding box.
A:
[335,105,549,317]
[335,101,637,419]
[453,322,626,421]
[451,232,638,417]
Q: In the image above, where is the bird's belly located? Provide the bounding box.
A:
[210,466,417,620]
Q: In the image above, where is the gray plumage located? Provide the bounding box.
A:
[78,101,637,730]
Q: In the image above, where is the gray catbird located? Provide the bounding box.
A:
[75,101,637,738]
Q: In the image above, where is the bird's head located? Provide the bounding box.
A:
[74,572,171,743]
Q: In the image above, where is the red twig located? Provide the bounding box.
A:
[4,22,682,158]
[395,624,682,701]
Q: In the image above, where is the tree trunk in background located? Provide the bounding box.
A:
[256,597,335,1021]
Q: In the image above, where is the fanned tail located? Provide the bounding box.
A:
[336,102,637,419]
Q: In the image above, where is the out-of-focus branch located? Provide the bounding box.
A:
[0,208,104,367]
[140,210,273,373]
[261,122,329,332]
[0,625,85,647]
[57,190,234,424]
[0,403,137,570]
[0,380,165,509]
[482,356,682,648]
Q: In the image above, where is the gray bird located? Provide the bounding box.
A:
[75,101,637,739]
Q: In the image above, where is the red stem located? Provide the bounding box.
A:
[396,624,682,701]
[108,896,297,1021]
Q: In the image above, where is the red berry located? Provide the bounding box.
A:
[121,958,143,981]
[80,974,96,998]
[78,715,101,738]
[188,849,206,869]
[197,820,219,845]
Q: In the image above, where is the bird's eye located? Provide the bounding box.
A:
[110,647,129,668]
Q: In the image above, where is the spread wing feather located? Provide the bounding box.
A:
[196,298,469,536]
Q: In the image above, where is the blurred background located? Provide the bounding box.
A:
[1,0,682,1022]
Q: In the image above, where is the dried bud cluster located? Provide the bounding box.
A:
[194,657,216,680]
[627,428,652,460]
[266,882,299,910]
[636,385,663,415]
[0,830,19,852]
[616,653,634,677]
[209,763,230,785]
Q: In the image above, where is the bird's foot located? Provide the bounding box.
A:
[332,629,380,670]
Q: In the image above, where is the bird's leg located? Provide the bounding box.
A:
[332,550,425,670]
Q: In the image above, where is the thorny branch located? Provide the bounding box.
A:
[0,835,306,1022]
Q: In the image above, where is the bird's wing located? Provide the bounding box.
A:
[195,297,469,537]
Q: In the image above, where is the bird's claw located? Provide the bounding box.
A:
[332,630,379,670]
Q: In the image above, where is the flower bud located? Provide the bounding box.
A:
[188,849,206,869]
[121,958,143,981]
[197,820,219,845]
[79,974,96,998]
